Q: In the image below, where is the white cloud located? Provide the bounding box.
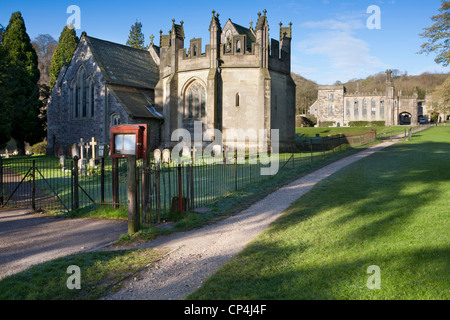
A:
[296,17,386,84]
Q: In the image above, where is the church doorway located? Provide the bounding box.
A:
[399,112,412,125]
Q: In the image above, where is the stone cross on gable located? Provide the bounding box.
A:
[89,137,97,159]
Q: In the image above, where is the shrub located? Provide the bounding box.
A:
[370,121,385,127]
[30,140,47,155]
[349,121,370,127]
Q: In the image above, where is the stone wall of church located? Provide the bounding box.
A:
[269,70,296,147]
[47,39,108,155]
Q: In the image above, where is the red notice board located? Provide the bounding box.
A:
[110,124,148,159]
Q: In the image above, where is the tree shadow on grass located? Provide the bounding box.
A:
[190,138,450,300]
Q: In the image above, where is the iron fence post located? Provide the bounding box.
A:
[100,157,105,203]
[32,160,36,211]
[73,156,79,211]
[0,156,3,205]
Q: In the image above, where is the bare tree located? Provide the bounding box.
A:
[32,34,57,85]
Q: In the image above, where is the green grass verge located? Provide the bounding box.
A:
[188,126,449,300]
[0,248,166,300]
[296,126,419,138]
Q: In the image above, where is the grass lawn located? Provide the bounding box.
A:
[296,125,419,138]
[188,126,449,300]
[0,248,167,300]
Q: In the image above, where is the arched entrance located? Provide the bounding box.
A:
[399,112,412,125]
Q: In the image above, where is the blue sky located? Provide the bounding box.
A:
[1,0,448,84]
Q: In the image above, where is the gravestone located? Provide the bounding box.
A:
[78,138,87,175]
[153,149,161,163]
[162,149,171,163]
[59,155,66,171]
[71,144,80,158]
[89,137,98,167]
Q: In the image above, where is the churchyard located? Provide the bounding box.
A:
[1,129,377,225]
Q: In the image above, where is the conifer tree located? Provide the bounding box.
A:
[49,25,79,89]
[126,20,147,50]
[0,12,44,154]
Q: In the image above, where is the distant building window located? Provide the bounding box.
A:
[346,100,351,115]
[354,100,359,115]
[328,104,334,115]
[380,100,385,118]
[371,100,376,116]
[362,99,367,116]
[329,93,334,100]
[236,93,240,107]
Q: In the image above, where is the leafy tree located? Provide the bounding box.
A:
[126,20,147,50]
[430,76,450,121]
[0,12,44,154]
[49,25,78,89]
[419,0,450,66]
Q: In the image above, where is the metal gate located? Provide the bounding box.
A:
[0,157,71,213]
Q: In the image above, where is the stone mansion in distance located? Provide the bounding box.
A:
[46,10,296,155]
[311,70,424,127]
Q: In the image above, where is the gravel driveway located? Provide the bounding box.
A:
[103,139,400,300]
[0,209,127,280]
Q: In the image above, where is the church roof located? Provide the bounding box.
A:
[230,21,256,50]
[84,35,159,90]
[108,85,163,120]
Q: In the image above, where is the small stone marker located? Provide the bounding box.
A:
[153,149,161,163]
[162,149,171,163]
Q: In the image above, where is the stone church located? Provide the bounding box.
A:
[312,70,422,127]
[46,10,296,156]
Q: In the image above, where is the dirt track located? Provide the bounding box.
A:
[0,209,127,280]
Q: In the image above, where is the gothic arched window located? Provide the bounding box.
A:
[89,79,95,117]
[110,113,121,126]
[184,81,206,120]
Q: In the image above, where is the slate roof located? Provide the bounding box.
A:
[85,35,159,90]
[107,85,162,120]
[80,35,162,120]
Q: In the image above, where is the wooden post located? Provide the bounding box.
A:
[127,156,139,234]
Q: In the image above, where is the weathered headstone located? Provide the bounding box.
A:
[153,149,161,163]
[59,155,66,171]
[162,149,171,163]
[78,138,87,175]
[71,144,80,158]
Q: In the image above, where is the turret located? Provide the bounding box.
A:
[209,10,221,68]
[255,9,269,68]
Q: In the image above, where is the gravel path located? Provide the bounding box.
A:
[103,139,400,300]
[0,209,127,280]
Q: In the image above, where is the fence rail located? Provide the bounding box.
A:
[0,130,377,225]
